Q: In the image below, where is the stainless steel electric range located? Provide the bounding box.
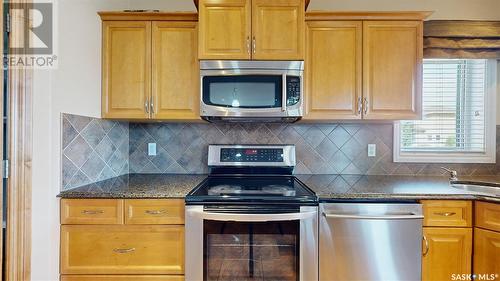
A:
[185,144,318,281]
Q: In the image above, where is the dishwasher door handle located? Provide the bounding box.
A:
[323,213,424,220]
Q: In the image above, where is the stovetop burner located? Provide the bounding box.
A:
[185,144,317,206]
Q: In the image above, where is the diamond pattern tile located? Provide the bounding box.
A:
[61,114,129,190]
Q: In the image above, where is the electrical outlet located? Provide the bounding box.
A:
[148,143,157,156]
[368,144,376,157]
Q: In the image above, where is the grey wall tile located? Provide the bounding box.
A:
[61,113,129,190]
[128,122,500,176]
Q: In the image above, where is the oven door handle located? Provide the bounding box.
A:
[191,209,317,222]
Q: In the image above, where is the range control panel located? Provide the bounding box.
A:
[220,148,284,162]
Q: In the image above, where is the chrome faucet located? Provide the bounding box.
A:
[440,167,458,181]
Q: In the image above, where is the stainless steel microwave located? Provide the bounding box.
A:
[200,60,304,123]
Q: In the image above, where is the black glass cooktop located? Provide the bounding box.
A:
[185,175,317,205]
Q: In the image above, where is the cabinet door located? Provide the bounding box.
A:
[61,276,184,281]
[102,21,151,119]
[198,0,251,59]
[304,21,361,120]
[252,0,305,60]
[422,227,472,281]
[152,22,199,120]
[61,225,184,275]
[474,228,500,276]
[363,21,422,120]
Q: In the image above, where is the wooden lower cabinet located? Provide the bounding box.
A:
[61,275,184,281]
[474,227,500,276]
[61,225,184,275]
[422,227,472,281]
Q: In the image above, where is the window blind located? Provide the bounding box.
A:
[400,59,488,152]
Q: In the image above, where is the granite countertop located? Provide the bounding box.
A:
[58,173,500,203]
[57,174,207,199]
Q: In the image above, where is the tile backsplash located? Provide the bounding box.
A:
[61,114,500,190]
[61,114,129,190]
[129,122,500,176]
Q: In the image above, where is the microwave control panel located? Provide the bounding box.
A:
[220,148,284,162]
[286,76,301,106]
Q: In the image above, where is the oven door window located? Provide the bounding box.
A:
[204,220,299,281]
[202,75,282,108]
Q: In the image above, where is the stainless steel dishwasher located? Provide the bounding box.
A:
[319,203,423,281]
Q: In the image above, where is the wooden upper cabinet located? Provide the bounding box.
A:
[152,21,200,120]
[102,21,151,119]
[198,0,251,59]
[251,0,305,60]
[362,21,422,120]
[422,227,472,281]
[304,21,361,120]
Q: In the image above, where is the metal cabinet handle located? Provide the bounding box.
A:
[145,209,166,215]
[145,97,149,114]
[423,235,429,256]
[246,36,250,54]
[150,97,155,114]
[357,97,362,115]
[252,36,256,54]
[433,212,456,217]
[363,97,368,115]
[113,247,136,254]
[81,210,104,215]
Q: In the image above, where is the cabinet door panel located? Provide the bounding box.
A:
[61,276,184,281]
[305,21,361,120]
[198,0,251,59]
[474,228,500,276]
[152,21,199,120]
[422,227,472,281]
[60,225,184,275]
[363,21,422,120]
[476,201,500,232]
[102,21,150,119]
[252,0,304,60]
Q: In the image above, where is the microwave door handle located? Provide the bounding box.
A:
[282,74,287,112]
[192,209,317,222]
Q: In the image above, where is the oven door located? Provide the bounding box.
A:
[200,69,303,118]
[185,205,318,281]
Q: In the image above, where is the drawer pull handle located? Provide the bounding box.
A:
[113,247,136,254]
[81,210,104,215]
[434,212,456,217]
[145,209,166,215]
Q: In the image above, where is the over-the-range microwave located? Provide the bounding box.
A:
[200,60,304,123]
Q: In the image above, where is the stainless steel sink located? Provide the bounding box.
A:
[451,183,500,196]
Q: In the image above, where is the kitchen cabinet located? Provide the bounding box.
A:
[421,200,473,281]
[422,227,472,281]
[198,0,304,60]
[101,21,151,119]
[99,13,199,121]
[60,198,185,279]
[474,202,500,277]
[304,12,427,121]
[305,21,362,119]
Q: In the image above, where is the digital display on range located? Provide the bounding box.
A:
[220,148,284,162]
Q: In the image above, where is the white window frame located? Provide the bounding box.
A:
[394,59,497,163]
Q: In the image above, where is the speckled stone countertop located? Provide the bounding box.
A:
[57,174,207,198]
[58,173,500,202]
[296,174,500,203]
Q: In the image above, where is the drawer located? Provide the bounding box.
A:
[60,199,124,225]
[60,225,184,275]
[61,275,184,281]
[476,201,500,232]
[125,199,184,225]
[422,200,472,227]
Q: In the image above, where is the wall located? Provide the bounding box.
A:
[32,0,500,280]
